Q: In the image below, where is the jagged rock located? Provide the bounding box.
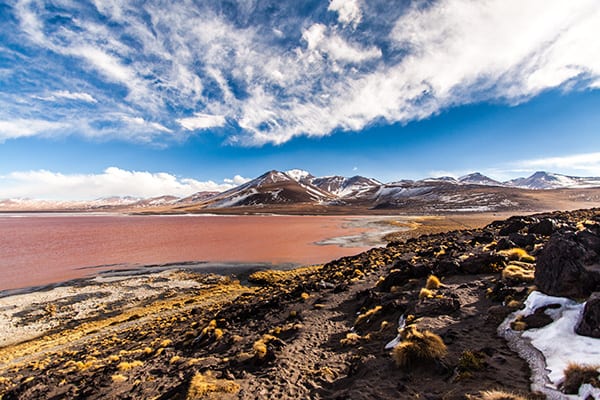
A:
[528,219,557,236]
[499,220,527,236]
[472,231,494,245]
[460,253,506,274]
[508,232,536,248]
[534,232,600,298]
[495,237,516,251]
[520,305,556,329]
[414,296,460,317]
[576,292,600,338]
[433,259,460,276]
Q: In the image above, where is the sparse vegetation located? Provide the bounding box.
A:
[502,264,534,283]
[561,363,600,394]
[117,360,143,371]
[419,288,434,299]
[111,374,128,383]
[498,248,535,263]
[425,274,442,289]
[354,305,382,326]
[340,333,362,346]
[391,326,447,368]
[468,390,527,400]
[187,371,240,399]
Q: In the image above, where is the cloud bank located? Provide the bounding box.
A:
[1,0,599,145]
[1,167,249,200]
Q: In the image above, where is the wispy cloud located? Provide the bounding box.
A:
[177,113,226,131]
[515,152,600,176]
[1,167,249,200]
[3,0,600,146]
[35,91,97,103]
[0,119,70,142]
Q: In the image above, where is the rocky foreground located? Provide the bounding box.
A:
[1,209,600,399]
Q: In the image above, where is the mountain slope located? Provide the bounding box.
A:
[508,171,600,189]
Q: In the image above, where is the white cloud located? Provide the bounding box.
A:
[121,116,172,133]
[8,0,600,146]
[302,24,381,63]
[515,152,600,176]
[1,167,248,200]
[36,91,97,103]
[177,113,226,131]
[0,119,70,141]
[328,0,362,27]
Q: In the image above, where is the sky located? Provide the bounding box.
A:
[1,0,600,199]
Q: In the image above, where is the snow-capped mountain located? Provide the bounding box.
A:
[459,173,505,187]
[310,175,382,199]
[285,169,314,183]
[198,170,335,208]
[176,191,220,205]
[508,171,600,190]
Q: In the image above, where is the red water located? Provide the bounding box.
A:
[0,214,371,291]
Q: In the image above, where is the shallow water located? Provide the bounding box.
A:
[0,214,382,291]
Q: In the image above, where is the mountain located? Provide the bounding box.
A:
[311,175,382,199]
[176,191,220,205]
[197,170,335,209]
[508,171,600,189]
[459,173,504,187]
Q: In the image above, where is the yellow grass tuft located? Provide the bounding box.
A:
[354,305,382,326]
[300,292,310,301]
[468,390,527,400]
[187,371,240,400]
[510,320,527,331]
[419,288,434,299]
[391,326,447,368]
[499,248,535,263]
[117,360,143,371]
[502,264,534,283]
[160,339,173,348]
[170,356,181,364]
[562,362,600,394]
[340,333,362,346]
[111,374,128,383]
[425,275,441,290]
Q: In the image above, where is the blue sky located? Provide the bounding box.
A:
[1,0,600,199]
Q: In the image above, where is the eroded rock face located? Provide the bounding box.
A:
[534,232,600,298]
[576,292,600,338]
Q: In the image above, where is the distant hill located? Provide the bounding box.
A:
[3,169,600,213]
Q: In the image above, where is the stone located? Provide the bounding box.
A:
[528,219,557,236]
[534,233,600,298]
[499,220,527,236]
[508,232,536,248]
[460,252,506,274]
[576,292,600,338]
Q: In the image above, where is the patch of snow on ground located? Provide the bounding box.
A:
[508,291,600,398]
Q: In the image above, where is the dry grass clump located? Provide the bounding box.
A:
[457,350,485,372]
[340,333,362,346]
[561,363,600,394]
[467,390,527,400]
[502,264,534,283]
[252,334,278,359]
[248,265,321,285]
[425,275,442,290]
[187,371,240,400]
[300,292,310,301]
[498,248,535,263]
[419,288,434,299]
[111,374,128,383]
[117,360,143,371]
[354,305,382,326]
[391,326,447,368]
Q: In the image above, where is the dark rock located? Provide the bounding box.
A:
[534,233,600,298]
[508,232,536,248]
[577,230,600,254]
[495,237,516,251]
[499,220,527,236]
[521,306,555,329]
[528,219,557,236]
[433,259,461,276]
[576,292,600,338]
[460,253,506,274]
[414,296,460,317]
[471,231,494,245]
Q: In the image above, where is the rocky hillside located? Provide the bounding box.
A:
[2,209,599,399]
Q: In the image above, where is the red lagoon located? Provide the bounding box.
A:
[0,214,374,291]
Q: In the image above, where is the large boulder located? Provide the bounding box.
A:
[528,219,557,236]
[534,232,600,298]
[576,292,600,338]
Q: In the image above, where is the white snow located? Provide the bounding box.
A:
[285,169,311,182]
[508,291,600,397]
